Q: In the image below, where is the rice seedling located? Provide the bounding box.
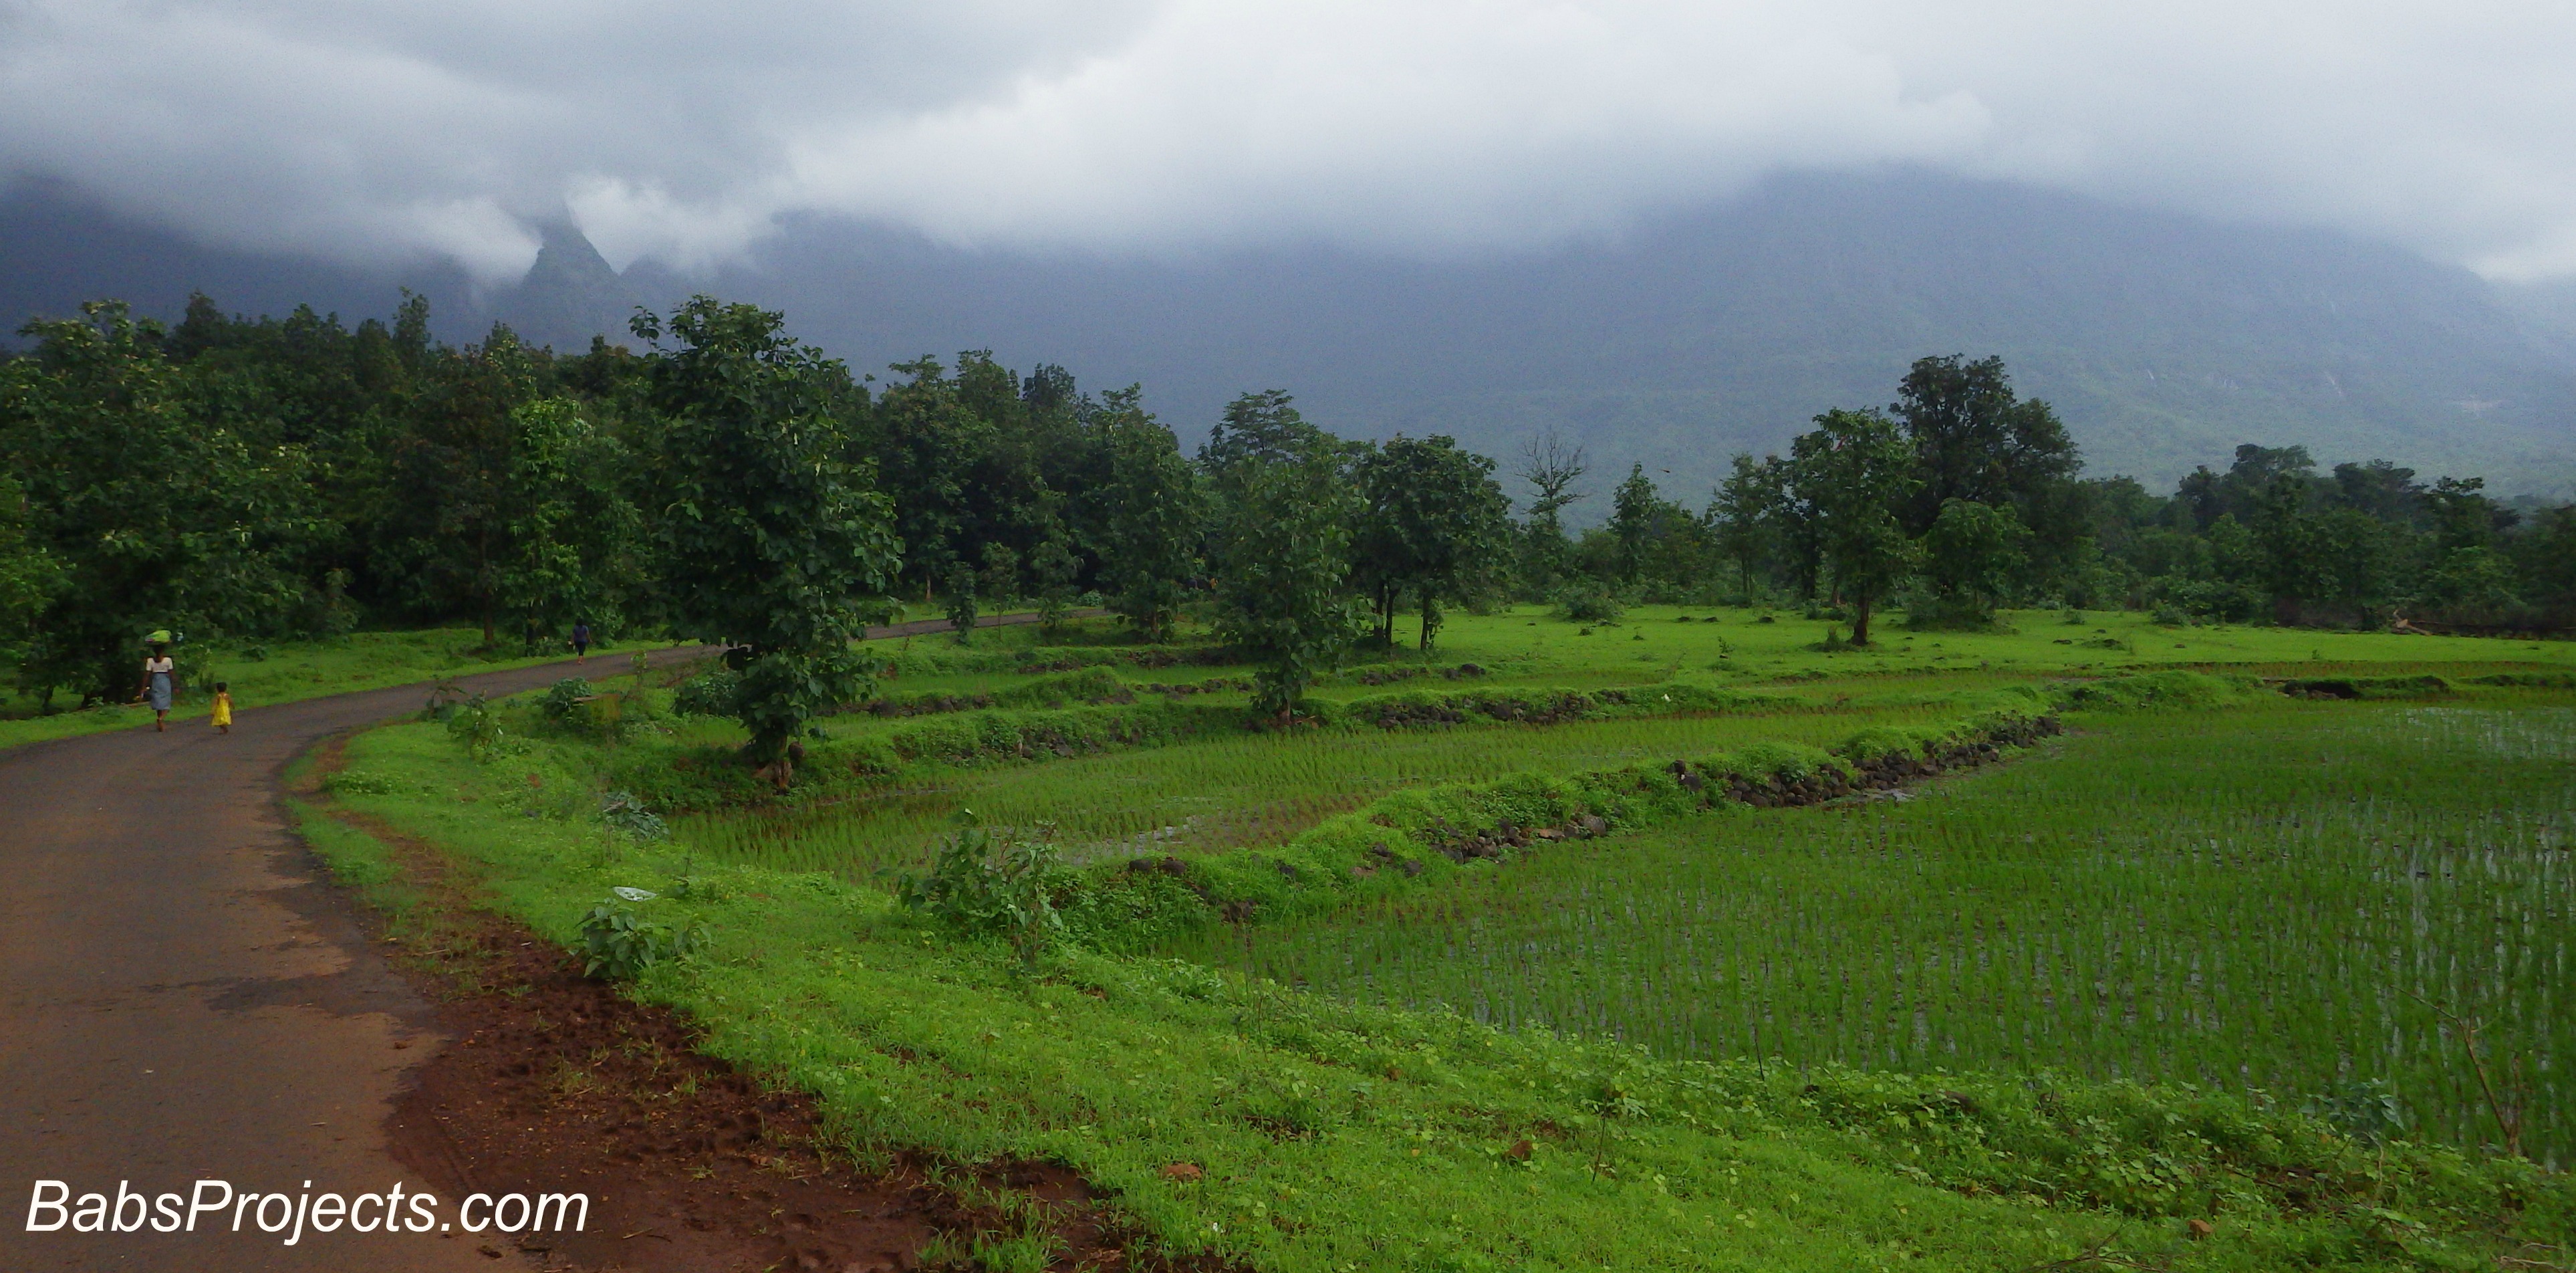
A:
[1196,695,2576,1164]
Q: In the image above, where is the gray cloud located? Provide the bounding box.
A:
[3,1,2571,283]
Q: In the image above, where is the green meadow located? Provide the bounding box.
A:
[305,606,2576,1270]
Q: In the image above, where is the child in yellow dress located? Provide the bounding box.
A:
[211,682,233,734]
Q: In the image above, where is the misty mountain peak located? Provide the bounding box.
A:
[503,222,638,350]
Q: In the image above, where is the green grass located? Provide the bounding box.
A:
[678,696,1987,877]
[296,617,2576,1270]
[319,711,2573,1271]
[1190,693,2576,1165]
[0,628,588,751]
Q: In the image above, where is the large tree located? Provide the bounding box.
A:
[1890,355,2081,591]
[494,396,646,643]
[1092,388,1204,641]
[1352,435,1511,651]
[1788,409,1920,646]
[1513,430,1587,594]
[0,303,323,703]
[1918,497,2031,625]
[1212,447,1362,717]
[636,298,902,772]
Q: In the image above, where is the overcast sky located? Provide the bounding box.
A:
[3,1,2572,285]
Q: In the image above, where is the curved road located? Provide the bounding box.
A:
[0,610,1079,1270]
[0,651,737,1271]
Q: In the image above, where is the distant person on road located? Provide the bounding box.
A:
[134,643,176,731]
[571,621,592,663]
[211,682,233,735]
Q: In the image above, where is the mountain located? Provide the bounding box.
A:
[5,172,2571,505]
[498,222,644,352]
[695,172,2576,505]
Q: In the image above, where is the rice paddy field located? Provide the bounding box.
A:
[643,607,2576,1165]
[318,604,2576,1268]
[1175,694,2576,1164]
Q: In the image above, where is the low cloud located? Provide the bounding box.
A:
[3,1,2571,282]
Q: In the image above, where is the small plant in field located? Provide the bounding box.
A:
[418,675,469,722]
[443,693,507,761]
[896,811,1069,963]
[598,790,669,842]
[2305,1077,2412,1146]
[576,893,709,981]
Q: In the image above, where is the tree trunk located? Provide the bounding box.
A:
[1851,593,1874,646]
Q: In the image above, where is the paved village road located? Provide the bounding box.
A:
[0,609,1071,1271]
[0,648,736,1272]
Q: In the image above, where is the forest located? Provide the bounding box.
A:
[3,292,2571,734]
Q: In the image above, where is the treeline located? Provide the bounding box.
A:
[1584,356,2576,642]
[3,295,2570,726]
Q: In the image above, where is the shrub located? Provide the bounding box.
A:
[1553,584,1623,623]
[443,693,508,762]
[672,667,741,717]
[597,790,669,842]
[575,896,709,981]
[894,814,1069,963]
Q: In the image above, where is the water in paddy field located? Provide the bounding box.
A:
[1187,700,2576,1165]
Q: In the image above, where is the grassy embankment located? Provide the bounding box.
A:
[296,607,2575,1270]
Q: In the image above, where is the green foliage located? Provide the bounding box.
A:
[540,676,594,721]
[0,302,326,701]
[2058,670,2264,711]
[1212,447,1364,717]
[495,396,644,642]
[324,683,2576,1273]
[636,298,902,764]
[575,895,709,981]
[597,790,670,842]
[1093,388,1203,643]
[1915,497,2031,626]
[1027,532,1081,638]
[670,667,740,717]
[944,565,979,645]
[1789,409,1922,645]
[895,813,1069,963]
[1351,435,1513,651]
[1552,582,1624,622]
[442,692,508,761]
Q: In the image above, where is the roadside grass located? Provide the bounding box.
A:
[0,628,587,751]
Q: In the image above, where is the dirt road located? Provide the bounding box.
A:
[0,649,722,1272]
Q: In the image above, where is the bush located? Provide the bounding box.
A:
[1552,584,1623,623]
[576,896,709,981]
[443,693,509,762]
[672,667,741,717]
[540,677,594,721]
[597,790,669,841]
[894,814,1069,962]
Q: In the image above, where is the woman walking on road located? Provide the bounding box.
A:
[134,641,176,731]
[571,620,592,663]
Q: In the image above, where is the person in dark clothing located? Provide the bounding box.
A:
[571,622,592,663]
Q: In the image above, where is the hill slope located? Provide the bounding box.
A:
[5,172,2571,503]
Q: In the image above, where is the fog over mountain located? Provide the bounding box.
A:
[5,172,2572,508]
